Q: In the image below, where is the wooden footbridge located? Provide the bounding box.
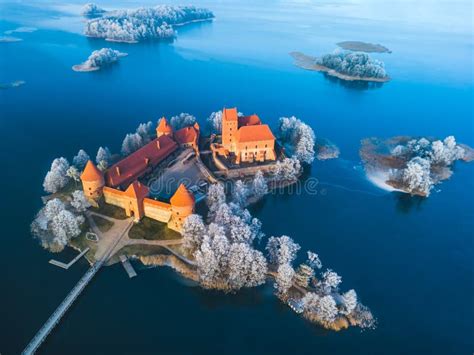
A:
[22,220,132,355]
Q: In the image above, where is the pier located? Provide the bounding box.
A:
[119,255,137,278]
[49,248,90,270]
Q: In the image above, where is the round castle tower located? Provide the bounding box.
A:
[169,183,195,231]
[156,117,173,138]
[80,160,104,201]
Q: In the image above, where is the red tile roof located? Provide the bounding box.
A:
[170,183,195,207]
[237,124,275,143]
[238,114,261,127]
[174,126,199,145]
[105,135,178,187]
[124,181,149,200]
[81,160,103,182]
[222,107,238,122]
[157,117,173,134]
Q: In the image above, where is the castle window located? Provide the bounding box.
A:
[265,144,268,148]
[89,187,91,191]
[255,145,258,149]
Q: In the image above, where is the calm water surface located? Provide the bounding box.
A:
[0,0,473,354]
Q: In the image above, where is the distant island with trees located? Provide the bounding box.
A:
[337,41,391,53]
[290,50,389,83]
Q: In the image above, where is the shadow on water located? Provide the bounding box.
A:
[190,284,267,309]
[323,73,386,91]
[394,192,427,213]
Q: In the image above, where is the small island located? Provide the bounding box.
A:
[0,80,25,89]
[72,48,127,72]
[360,136,474,196]
[337,41,391,53]
[0,36,23,43]
[81,3,106,18]
[290,50,390,83]
[32,108,374,332]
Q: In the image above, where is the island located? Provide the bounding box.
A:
[360,136,474,196]
[32,108,374,332]
[72,48,127,72]
[337,41,391,53]
[84,5,214,43]
[290,50,390,83]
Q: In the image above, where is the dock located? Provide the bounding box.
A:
[49,248,90,270]
[119,255,137,278]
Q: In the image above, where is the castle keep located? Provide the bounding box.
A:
[212,107,276,163]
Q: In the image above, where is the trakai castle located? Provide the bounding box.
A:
[80,107,276,232]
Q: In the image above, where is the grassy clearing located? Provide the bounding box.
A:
[128,217,181,241]
[91,202,127,220]
[69,223,98,264]
[91,215,114,232]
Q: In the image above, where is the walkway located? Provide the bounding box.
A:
[48,247,90,270]
[22,215,133,355]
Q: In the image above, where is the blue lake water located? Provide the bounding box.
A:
[0,0,473,354]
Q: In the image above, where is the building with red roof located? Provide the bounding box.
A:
[214,107,276,163]
[105,135,178,188]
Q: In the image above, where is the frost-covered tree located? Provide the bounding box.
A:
[121,133,144,156]
[43,157,70,193]
[31,198,84,253]
[81,3,105,18]
[321,269,342,293]
[207,110,222,134]
[252,171,268,198]
[275,263,295,295]
[317,50,388,79]
[50,210,84,248]
[70,190,91,212]
[73,149,90,169]
[66,166,81,182]
[169,113,196,130]
[195,235,221,287]
[316,295,338,322]
[278,116,316,164]
[430,136,465,166]
[232,180,250,206]
[266,235,301,266]
[206,183,226,214]
[399,157,433,196]
[85,5,214,43]
[307,250,323,269]
[182,214,206,252]
[272,157,301,181]
[44,198,66,220]
[136,121,154,143]
[227,243,267,289]
[96,146,112,169]
[340,289,358,315]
